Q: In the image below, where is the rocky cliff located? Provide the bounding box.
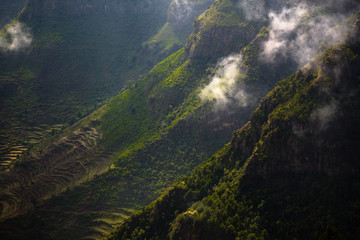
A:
[184,0,259,60]
[105,10,360,240]
[1,0,359,239]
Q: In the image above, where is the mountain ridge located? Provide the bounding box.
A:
[1,0,359,239]
[105,11,360,240]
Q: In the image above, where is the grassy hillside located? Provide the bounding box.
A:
[0,0,270,238]
[1,0,359,239]
[144,0,213,61]
[0,0,171,170]
[105,13,360,240]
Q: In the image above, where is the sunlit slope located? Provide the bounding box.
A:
[0,0,171,170]
[106,12,360,240]
[2,0,358,239]
[144,0,213,61]
[0,0,271,238]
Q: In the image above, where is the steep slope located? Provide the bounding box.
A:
[1,0,359,239]
[0,0,171,169]
[0,0,26,28]
[0,0,268,238]
[105,12,360,240]
[144,0,214,62]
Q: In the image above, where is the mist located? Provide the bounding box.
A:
[239,0,266,21]
[200,54,250,111]
[202,1,359,112]
[170,0,192,21]
[0,21,32,52]
[311,101,338,131]
[260,3,357,66]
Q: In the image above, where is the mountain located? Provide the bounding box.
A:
[0,0,26,28]
[0,0,214,187]
[0,0,223,238]
[0,0,173,169]
[144,0,214,62]
[0,0,261,237]
[106,11,360,240]
[1,0,359,239]
[0,0,269,238]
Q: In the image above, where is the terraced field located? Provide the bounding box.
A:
[0,125,111,222]
[0,72,73,171]
[88,209,135,239]
[0,125,63,168]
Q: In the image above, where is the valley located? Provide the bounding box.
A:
[0,0,360,239]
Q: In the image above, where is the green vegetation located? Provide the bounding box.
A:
[0,1,296,237]
[143,0,213,62]
[145,23,183,53]
[0,0,269,234]
[197,0,245,28]
[1,1,359,239]
[0,0,173,170]
[105,17,360,240]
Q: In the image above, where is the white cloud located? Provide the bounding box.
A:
[0,22,32,52]
[200,54,250,110]
[170,0,192,21]
[260,3,353,66]
[239,0,266,21]
[311,101,338,131]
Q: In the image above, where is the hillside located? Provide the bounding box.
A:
[1,0,359,239]
[144,0,214,62]
[106,11,360,240]
[0,0,269,238]
[0,0,26,28]
[0,0,173,170]
[0,1,260,237]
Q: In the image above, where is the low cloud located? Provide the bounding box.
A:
[260,3,354,66]
[200,54,250,110]
[170,0,192,21]
[311,101,338,131]
[239,0,266,21]
[202,1,358,111]
[0,22,32,52]
[293,101,338,138]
